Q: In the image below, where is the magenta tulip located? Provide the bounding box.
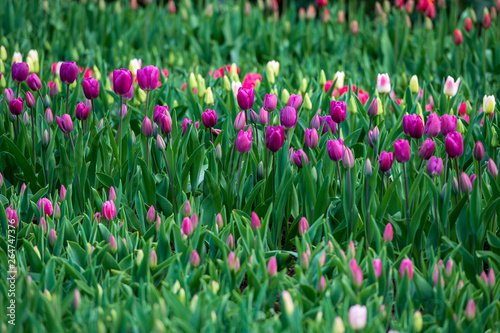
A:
[330,100,347,123]
[445,131,464,158]
[112,69,133,96]
[427,156,443,176]
[202,109,217,128]
[12,62,30,82]
[60,61,79,84]
[379,151,394,172]
[82,77,100,100]
[9,97,23,116]
[424,112,441,137]
[137,65,160,91]
[237,87,254,110]
[266,126,285,152]
[75,102,90,121]
[394,139,410,163]
[102,200,117,220]
[418,138,435,160]
[56,114,74,133]
[304,128,319,148]
[320,116,337,135]
[293,149,309,168]
[38,198,53,216]
[236,126,253,153]
[441,114,457,136]
[399,258,414,279]
[280,106,297,129]
[403,114,424,139]
[27,73,42,91]
[287,94,302,110]
[327,139,344,161]
[263,93,277,111]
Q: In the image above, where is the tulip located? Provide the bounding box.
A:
[483,95,496,114]
[190,250,200,267]
[267,257,277,276]
[474,141,485,161]
[327,139,344,162]
[182,217,193,236]
[23,93,33,112]
[310,114,321,130]
[259,108,269,126]
[266,126,285,152]
[234,111,246,130]
[287,94,302,110]
[293,149,309,168]
[159,114,172,135]
[348,305,367,330]
[488,158,498,178]
[383,223,393,242]
[453,29,463,45]
[342,147,355,168]
[248,109,259,123]
[320,116,337,135]
[142,117,153,137]
[330,100,347,124]
[49,81,59,97]
[333,317,345,333]
[427,156,444,177]
[82,77,100,100]
[38,198,53,216]
[237,87,254,110]
[377,73,391,94]
[12,62,29,83]
[56,114,74,134]
[263,94,277,112]
[113,69,133,96]
[9,97,23,116]
[4,88,14,104]
[373,259,382,278]
[27,73,42,91]
[60,61,79,84]
[367,99,378,117]
[75,102,90,121]
[280,106,298,129]
[483,12,491,29]
[418,138,435,160]
[202,109,217,128]
[49,229,57,246]
[403,114,424,139]
[236,126,252,153]
[409,75,419,94]
[53,203,61,220]
[102,200,117,221]
[304,128,319,148]
[394,139,411,163]
[226,234,234,249]
[137,65,160,91]
[441,114,457,136]
[445,132,464,158]
[298,217,309,235]
[183,200,191,217]
[464,17,472,32]
[251,212,261,230]
[400,258,414,279]
[216,213,224,229]
[425,112,441,137]
[108,234,118,253]
[146,205,156,223]
[443,76,460,97]
[460,172,473,193]
[368,127,379,148]
[465,300,476,320]
[153,105,169,123]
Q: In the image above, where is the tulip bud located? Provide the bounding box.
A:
[156,135,166,150]
[226,233,235,249]
[190,250,200,267]
[251,212,261,230]
[348,305,367,330]
[216,213,223,229]
[298,217,309,235]
[149,249,157,268]
[146,205,155,223]
[474,141,485,161]
[488,158,498,178]
[465,300,476,321]
[319,70,326,86]
[414,311,423,332]
[281,89,290,104]
[182,217,193,236]
[136,249,144,265]
[364,158,372,177]
[367,99,378,117]
[342,147,355,168]
[109,235,117,253]
[214,143,222,160]
[333,317,345,333]
[183,200,191,217]
[303,93,312,110]
[267,257,277,276]
[281,291,294,315]
[400,258,413,279]
[453,29,463,45]
[234,111,246,130]
[49,229,57,246]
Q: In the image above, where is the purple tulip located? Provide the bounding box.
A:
[11,62,29,82]
[473,141,485,161]
[266,126,286,152]
[123,81,135,100]
[427,156,443,176]
[234,111,246,130]
[159,114,172,135]
[142,117,153,137]
[327,139,344,162]
[368,126,379,148]
[320,116,337,135]
[379,151,394,172]
[237,87,254,110]
[75,102,90,121]
[45,107,53,124]
[460,172,473,193]
[153,105,169,123]
[403,114,424,139]
[236,126,253,153]
[394,139,411,163]
[137,65,160,91]
[280,106,297,129]
[293,149,309,168]
[26,92,35,109]
[4,88,14,104]
[112,69,133,96]
[488,158,498,178]
[330,100,347,123]
[60,61,79,84]
[343,147,355,168]
[287,94,302,110]
[441,114,457,136]
[418,138,435,160]
[445,131,464,158]
[304,128,319,148]
[263,94,277,112]
[27,73,42,91]
[6,205,18,228]
[310,114,321,130]
[424,112,441,137]
[367,99,378,117]
[259,108,269,125]
[56,114,74,133]
[9,97,23,116]
[202,109,217,128]
[82,77,100,100]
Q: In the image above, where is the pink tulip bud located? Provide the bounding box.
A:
[234,111,246,130]
[251,212,261,230]
[348,305,367,330]
[464,17,472,32]
[453,29,463,45]
[446,260,453,277]
[40,217,47,233]
[7,205,19,227]
[318,276,326,292]
[236,126,253,153]
[38,198,54,216]
[488,269,496,287]
[60,185,66,201]
[191,213,199,229]
[216,213,224,229]
[298,217,309,235]
[109,235,117,253]
[53,203,61,219]
[465,299,476,320]
[49,229,57,246]
[433,265,444,287]
[156,216,161,232]
[488,158,498,178]
[481,271,488,284]
[227,233,235,249]
[373,259,382,278]
[109,186,116,201]
[383,223,393,242]
[102,200,117,221]
[146,205,155,223]
[149,249,157,268]
[73,289,81,310]
[400,259,414,280]
[301,252,310,269]
[190,250,200,267]
[394,139,411,163]
[182,217,193,236]
[183,200,191,216]
[228,251,236,269]
[267,257,277,276]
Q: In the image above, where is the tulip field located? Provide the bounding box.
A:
[2,0,500,331]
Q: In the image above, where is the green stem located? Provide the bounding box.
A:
[236,153,243,209]
[403,163,410,242]
[162,150,177,217]
[66,84,70,115]
[145,91,150,118]
[31,107,36,172]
